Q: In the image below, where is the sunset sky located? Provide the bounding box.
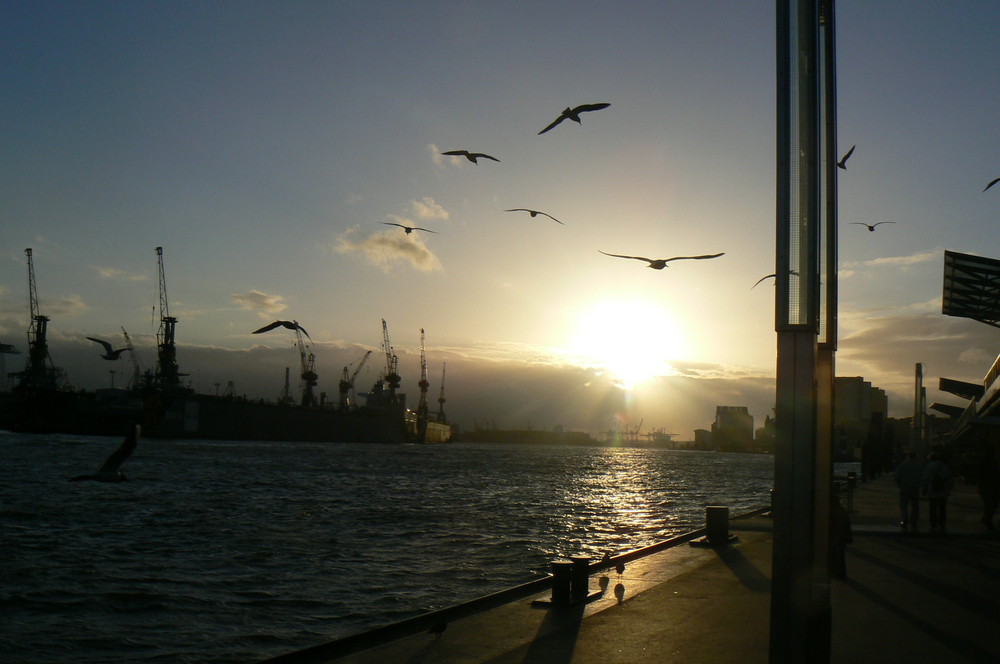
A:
[2,2,998,438]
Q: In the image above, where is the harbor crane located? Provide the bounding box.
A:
[415,328,430,442]
[153,247,183,390]
[18,248,65,390]
[435,362,447,423]
[380,319,400,397]
[120,326,142,390]
[339,350,372,410]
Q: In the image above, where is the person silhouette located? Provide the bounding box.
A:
[922,447,954,531]
[894,451,924,530]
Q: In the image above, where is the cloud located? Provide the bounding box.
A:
[94,266,147,281]
[333,227,443,273]
[231,290,288,314]
[42,294,88,317]
[841,249,940,271]
[410,197,449,221]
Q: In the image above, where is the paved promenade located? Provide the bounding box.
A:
[264,474,1000,664]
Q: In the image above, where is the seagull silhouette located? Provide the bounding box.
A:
[86,337,128,360]
[440,150,499,164]
[382,222,438,234]
[252,320,311,339]
[751,270,799,289]
[851,222,895,232]
[837,145,855,169]
[504,208,563,224]
[599,250,724,270]
[538,103,611,135]
[984,177,1000,192]
[70,424,140,482]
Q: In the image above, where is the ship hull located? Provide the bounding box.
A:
[3,389,413,444]
[148,393,409,443]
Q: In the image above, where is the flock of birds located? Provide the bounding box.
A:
[378,101,734,272]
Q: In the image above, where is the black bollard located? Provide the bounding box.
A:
[550,560,574,605]
[569,555,591,602]
[706,505,730,545]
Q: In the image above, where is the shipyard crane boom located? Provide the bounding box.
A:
[154,247,182,390]
[435,362,447,423]
[338,350,372,410]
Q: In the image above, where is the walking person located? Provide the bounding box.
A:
[922,447,954,531]
[894,451,923,530]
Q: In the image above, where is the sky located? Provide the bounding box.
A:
[1,1,998,439]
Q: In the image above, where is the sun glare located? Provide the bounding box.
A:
[568,299,687,388]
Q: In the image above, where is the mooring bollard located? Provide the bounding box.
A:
[706,505,730,545]
[550,559,574,605]
[569,555,591,602]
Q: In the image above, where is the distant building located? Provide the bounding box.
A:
[712,406,754,452]
[754,412,776,453]
[694,428,712,450]
[834,376,888,463]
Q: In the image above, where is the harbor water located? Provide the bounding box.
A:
[1,432,774,663]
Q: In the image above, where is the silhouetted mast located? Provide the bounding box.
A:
[154,246,181,390]
[436,362,447,423]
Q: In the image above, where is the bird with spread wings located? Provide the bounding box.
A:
[252,320,311,339]
[599,250,725,270]
[538,103,611,135]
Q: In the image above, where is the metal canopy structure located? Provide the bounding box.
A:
[942,250,1000,327]
[939,376,985,401]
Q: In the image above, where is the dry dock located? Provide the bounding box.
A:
[263,474,1000,664]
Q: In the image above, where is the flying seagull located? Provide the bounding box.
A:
[851,221,895,232]
[538,103,611,135]
[984,177,1000,192]
[837,145,855,170]
[382,222,438,234]
[752,274,777,289]
[252,320,311,339]
[440,150,500,164]
[599,250,725,270]
[504,208,563,224]
[86,336,128,360]
[751,270,799,289]
[70,424,140,482]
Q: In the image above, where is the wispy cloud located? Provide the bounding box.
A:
[42,294,88,317]
[333,227,443,273]
[94,266,147,281]
[841,249,940,271]
[231,290,288,314]
[410,197,449,221]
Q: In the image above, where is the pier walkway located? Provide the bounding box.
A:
[267,475,1000,664]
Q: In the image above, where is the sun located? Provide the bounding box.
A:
[567,299,688,388]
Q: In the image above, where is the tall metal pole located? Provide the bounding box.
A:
[771,1,831,662]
